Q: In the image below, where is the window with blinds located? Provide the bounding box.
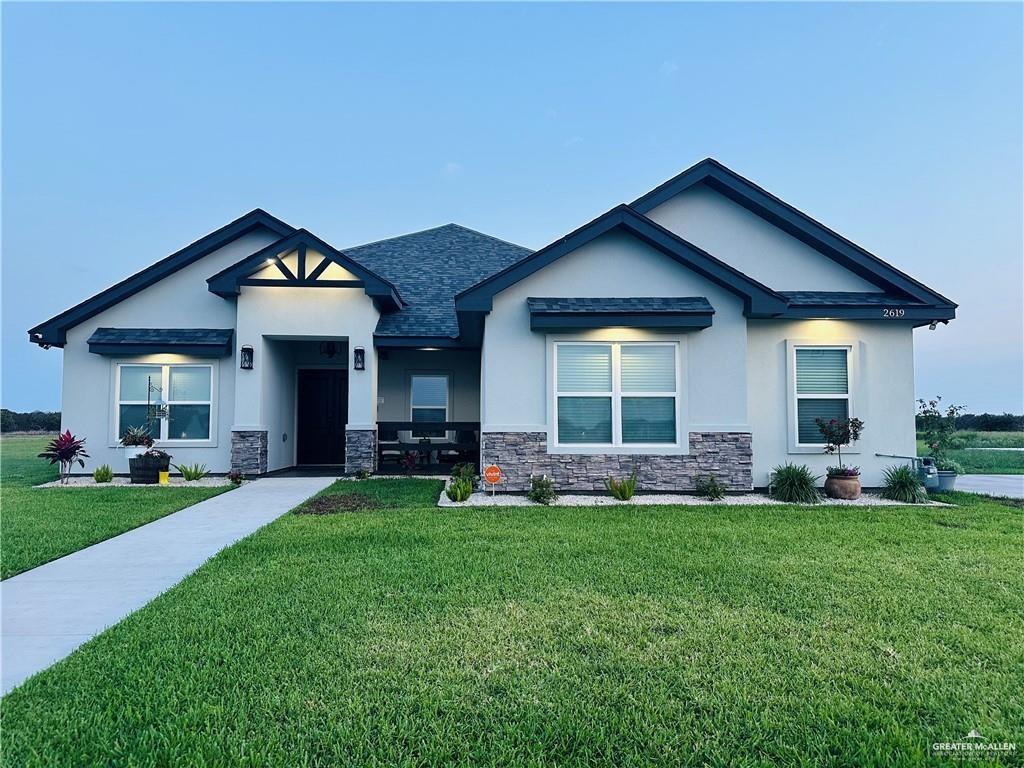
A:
[794,347,850,444]
[410,375,449,438]
[117,363,213,442]
[555,342,678,446]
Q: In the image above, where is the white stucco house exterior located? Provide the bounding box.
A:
[29,159,956,490]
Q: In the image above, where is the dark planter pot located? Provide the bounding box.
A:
[824,474,862,500]
[936,471,958,492]
[129,454,171,485]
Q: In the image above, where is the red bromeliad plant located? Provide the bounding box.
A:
[38,430,90,484]
[815,417,865,475]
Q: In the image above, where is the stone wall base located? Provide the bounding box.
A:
[345,429,377,474]
[231,430,268,476]
[481,431,753,492]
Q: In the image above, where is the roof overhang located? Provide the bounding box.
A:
[206,229,404,312]
[527,297,714,331]
[87,328,234,357]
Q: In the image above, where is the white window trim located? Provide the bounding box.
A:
[111,361,218,448]
[548,339,685,454]
[409,372,451,442]
[786,340,860,455]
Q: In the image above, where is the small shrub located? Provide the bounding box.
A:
[120,425,155,448]
[355,469,372,480]
[605,470,638,501]
[446,477,474,502]
[227,470,244,486]
[38,430,90,485]
[694,474,726,501]
[527,475,557,505]
[881,464,928,504]
[93,464,114,483]
[401,452,418,474]
[770,463,821,504]
[451,462,478,483]
[174,463,209,481]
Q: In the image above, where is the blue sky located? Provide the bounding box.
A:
[3,2,1021,413]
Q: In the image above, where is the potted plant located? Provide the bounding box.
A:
[120,425,155,459]
[38,430,89,485]
[129,448,172,485]
[816,416,865,500]
[917,397,965,491]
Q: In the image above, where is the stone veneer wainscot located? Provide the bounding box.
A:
[345,429,377,475]
[230,430,268,475]
[481,431,752,492]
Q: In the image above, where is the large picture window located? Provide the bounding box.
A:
[793,347,850,445]
[554,342,678,447]
[116,364,213,442]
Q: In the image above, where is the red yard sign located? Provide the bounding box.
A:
[483,465,502,485]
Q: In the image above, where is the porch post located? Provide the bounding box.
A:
[345,339,378,474]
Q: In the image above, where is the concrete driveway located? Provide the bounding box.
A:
[956,474,1024,499]
[0,476,335,695]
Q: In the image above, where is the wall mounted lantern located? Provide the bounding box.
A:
[240,345,254,370]
[353,347,366,371]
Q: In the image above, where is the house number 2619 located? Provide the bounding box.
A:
[882,308,905,318]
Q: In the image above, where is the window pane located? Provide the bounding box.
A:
[622,397,676,443]
[796,349,848,394]
[167,404,211,440]
[411,376,447,408]
[169,366,211,401]
[120,366,162,401]
[621,346,675,392]
[412,407,446,437]
[557,397,612,444]
[797,398,848,444]
[118,405,155,439]
[557,345,611,392]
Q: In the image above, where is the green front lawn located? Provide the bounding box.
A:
[917,435,1024,475]
[2,479,1020,766]
[1,435,230,579]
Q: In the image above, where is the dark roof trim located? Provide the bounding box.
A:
[29,209,295,348]
[86,328,234,357]
[456,205,788,317]
[630,158,956,309]
[373,336,475,350]
[206,229,404,311]
[527,296,714,331]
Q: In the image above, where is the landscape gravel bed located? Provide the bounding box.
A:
[438,481,951,507]
[36,476,239,489]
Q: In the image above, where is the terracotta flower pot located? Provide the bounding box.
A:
[824,474,862,500]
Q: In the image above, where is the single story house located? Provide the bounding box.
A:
[29,159,956,490]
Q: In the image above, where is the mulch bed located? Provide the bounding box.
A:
[294,492,382,515]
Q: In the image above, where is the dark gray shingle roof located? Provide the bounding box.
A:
[87,328,234,356]
[527,297,714,314]
[344,224,532,338]
[779,291,927,306]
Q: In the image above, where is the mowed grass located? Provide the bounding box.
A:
[2,480,1021,766]
[1,435,230,579]
[917,434,1024,475]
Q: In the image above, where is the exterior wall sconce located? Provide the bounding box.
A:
[240,345,254,370]
[353,347,365,371]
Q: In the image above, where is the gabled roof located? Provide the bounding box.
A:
[344,224,532,339]
[206,229,404,311]
[630,158,957,309]
[456,205,789,318]
[29,209,295,347]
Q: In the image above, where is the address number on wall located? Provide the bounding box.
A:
[882,308,905,318]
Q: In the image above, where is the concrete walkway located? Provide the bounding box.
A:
[1,477,335,695]
[957,474,1024,499]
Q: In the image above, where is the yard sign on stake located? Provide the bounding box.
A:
[483,465,502,496]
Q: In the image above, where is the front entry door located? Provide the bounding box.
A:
[296,369,347,465]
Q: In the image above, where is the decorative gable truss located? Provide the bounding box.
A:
[206,229,404,311]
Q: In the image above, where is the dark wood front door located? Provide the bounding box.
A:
[296,369,347,465]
